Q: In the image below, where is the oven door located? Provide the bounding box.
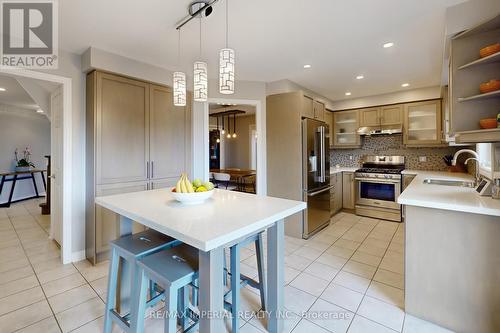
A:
[355,177,401,210]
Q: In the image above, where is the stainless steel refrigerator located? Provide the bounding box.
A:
[302,118,331,238]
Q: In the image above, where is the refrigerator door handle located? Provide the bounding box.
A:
[320,126,326,183]
[307,185,334,197]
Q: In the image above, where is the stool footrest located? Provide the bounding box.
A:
[110,309,130,331]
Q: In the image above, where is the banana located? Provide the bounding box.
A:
[180,174,188,193]
[185,176,194,193]
[175,178,182,193]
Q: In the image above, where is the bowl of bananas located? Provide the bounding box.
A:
[171,173,215,205]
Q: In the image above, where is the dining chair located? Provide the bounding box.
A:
[213,172,235,190]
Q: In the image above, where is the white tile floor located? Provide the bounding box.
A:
[0,200,454,333]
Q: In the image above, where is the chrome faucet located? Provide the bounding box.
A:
[465,157,481,185]
[451,149,479,166]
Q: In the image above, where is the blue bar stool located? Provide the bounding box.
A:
[133,243,199,333]
[103,229,181,333]
[226,232,267,332]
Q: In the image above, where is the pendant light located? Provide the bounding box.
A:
[232,114,237,138]
[221,116,225,134]
[173,30,186,106]
[226,115,231,139]
[219,0,235,94]
[194,17,208,102]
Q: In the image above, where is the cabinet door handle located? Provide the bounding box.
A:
[151,161,154,178]
[146,162,149,179]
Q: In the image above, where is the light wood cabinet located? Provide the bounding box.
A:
[301,95,326,121]
[330,172,343,215]
[360,108,380,127]
[94,182,148,258]
[86,71,191,264]
[96,72,150,185]
[342,171,355,210]
[359,105,403,128]
[324,110,334,148]
[380,105,403,126]
[149,84,191,181]
[403,100,442,146]
[302,95,314,119]
[333,110,361,148]
[313,100,325,121]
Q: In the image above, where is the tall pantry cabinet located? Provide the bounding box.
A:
[86,71,191,263]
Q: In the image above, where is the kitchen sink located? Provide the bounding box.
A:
[423,178,475,188]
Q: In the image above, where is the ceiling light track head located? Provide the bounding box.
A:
[176,0,219,30]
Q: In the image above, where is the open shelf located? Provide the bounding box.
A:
[458,89,500,102]
[455,128,500,144]
[458,51,500,70]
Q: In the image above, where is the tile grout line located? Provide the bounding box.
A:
[3,212,64,333]
[346,220,403,333]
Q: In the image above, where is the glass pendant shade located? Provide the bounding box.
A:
[193,61,208,102]
[173,72,186,106]
[219,48,235,94]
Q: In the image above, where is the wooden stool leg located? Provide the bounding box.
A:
[230,245,241,333]
[104,248,120,333]
[131,269,148,333]
[165,287,178,333]
[255,234,267,311]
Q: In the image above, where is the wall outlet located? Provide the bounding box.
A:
[419,156,427,162]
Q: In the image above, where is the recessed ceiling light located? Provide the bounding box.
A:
[303,64,311,69]
[36,109,44,113]
[345,92,352,96]
[356,75,364,80]
[383,42,394,48]
[401,83,410,87]
[0,87,6,91]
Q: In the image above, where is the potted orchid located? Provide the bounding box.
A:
[15,147,35,172]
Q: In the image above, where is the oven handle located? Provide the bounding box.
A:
[307,185,334,197]
[355,177,400,184]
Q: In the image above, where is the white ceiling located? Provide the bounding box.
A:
[60,0,467,101]
[0,75,38,110]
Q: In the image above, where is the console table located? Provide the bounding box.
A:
[0,169,47,208]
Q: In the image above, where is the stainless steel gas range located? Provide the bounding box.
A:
[355,156,405,222]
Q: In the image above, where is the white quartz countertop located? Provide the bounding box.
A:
[330,167,358,174]
[96,189,306,251]
[398,171,500,217]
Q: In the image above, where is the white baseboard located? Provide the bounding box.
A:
[71,250,86,262]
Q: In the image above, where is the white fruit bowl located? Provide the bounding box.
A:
[171,189,214,205]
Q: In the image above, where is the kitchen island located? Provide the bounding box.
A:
[399,171,500,333]
[96,188,306,333]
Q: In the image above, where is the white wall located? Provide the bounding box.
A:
[31,49,86,258]
[266,79,336,109]
[0,105,49,203]
[328,86,442,111]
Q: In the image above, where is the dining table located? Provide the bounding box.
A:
[95,188,306,332]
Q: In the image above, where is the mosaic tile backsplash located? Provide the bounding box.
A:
[330,134,463,171]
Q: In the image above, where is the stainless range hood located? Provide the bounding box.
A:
[357,126,402,136]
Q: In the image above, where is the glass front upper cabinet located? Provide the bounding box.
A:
[333,110,360,148]
[403,100,442,146]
